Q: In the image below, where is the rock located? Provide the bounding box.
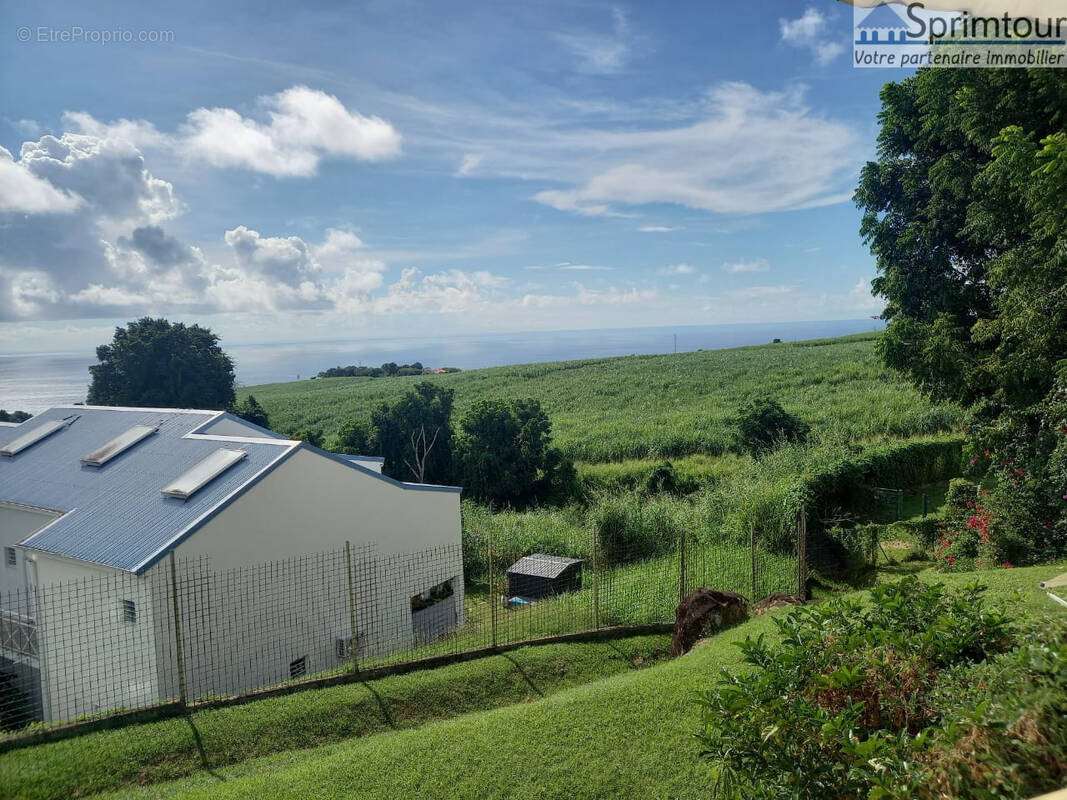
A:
[671,588,749,656]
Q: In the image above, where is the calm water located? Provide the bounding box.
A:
[0,319,883,413]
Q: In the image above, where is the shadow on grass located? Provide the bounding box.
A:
[360,683,398,729]
[500,654,545,698]
[184,715,225,782]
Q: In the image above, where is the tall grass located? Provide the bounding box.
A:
[238,334,962,463]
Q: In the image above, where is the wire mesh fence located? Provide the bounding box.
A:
[0,518,805,739]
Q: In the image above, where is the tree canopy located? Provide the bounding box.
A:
[372,382,455,484]
[456,398,574,506]
[856,68,1067,561]
[87,318,236,410]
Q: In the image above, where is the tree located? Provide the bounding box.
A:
[231,395,270,429]
[732,398,808,455]
[291,428,324,448]
[0,410,31,423]
[456,398,575,505]
[87,318,236,409]
[329,419,375,455]
[371,382,454,484]
[856,68,1067,561]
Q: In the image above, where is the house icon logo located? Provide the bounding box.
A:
[854,3,913,44]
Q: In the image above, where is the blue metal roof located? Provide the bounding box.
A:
[1,407,297,574]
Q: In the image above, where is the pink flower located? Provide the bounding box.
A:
[1003,561,1013,569]
[947,555,956,565]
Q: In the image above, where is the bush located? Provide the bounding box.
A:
[697,576,1016,800]
[731,398,809,455]
[930,479,1016,572]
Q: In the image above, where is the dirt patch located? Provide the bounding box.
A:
[752,593,807,616]
[671,589,749,656]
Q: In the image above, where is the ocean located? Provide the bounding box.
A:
[0,319,883,413]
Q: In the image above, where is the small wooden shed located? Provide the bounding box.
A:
[506,554,583,600]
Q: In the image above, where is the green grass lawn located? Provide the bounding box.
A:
[238,333,962,462]
[0,635,671,800]
[28,562,1062,800]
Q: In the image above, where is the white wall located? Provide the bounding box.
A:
[31,553,164,722]
[0,503,61,595]
[177,447,460,564]
[166,447,464,685]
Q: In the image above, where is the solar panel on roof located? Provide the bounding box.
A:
[81,424,158,467]
[161,448,247,500]
[0,419,69,457]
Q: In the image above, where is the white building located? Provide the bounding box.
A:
[0,406,463,724]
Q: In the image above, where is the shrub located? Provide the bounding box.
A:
[731,398,809,455]
[930,479,1014,572]
[697,576,1015,800]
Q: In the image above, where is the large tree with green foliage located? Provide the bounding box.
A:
[856,69,1067,560]
[371,382,454,484]
[87,318,236,409]
[457,398,575,506]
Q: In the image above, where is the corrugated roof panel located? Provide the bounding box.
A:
[1,407,294,573]
[506,553,584,579]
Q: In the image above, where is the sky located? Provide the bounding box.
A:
[0,0,901,353]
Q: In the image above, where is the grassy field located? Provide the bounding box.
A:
[0,634,671,800]
[65,562,1066,800]
[238,333,962,462]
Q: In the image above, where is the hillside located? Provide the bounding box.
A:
[59,564,1067,800]
[238,333,961,462]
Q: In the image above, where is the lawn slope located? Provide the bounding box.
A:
[0,635,670,800]
[95,564,1066,800]
[238,334,961,462]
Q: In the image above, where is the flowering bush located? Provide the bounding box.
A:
[932,479,1003,572]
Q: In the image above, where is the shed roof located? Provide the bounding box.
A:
[506,553,583,579]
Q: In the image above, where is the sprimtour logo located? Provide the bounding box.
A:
[853,2,1067,68]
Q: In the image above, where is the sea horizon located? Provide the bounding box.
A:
[0,318,884,414]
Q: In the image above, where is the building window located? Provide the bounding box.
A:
[410,578,454,613]
[289,656,307,679]
[122,599,137,623]
[4,547,15,567]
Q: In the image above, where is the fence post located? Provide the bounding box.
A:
[168,551,188,706]
[749,525,757,601]
[678,529,687,606]
[344,541,359,673]
[797,508,808,600]
[488,525,497,649]
[591,523,600,630]
[921,492,928,518]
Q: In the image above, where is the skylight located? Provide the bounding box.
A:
[81,425,158,467]
[161,448,247,500]
[0,420,69,457]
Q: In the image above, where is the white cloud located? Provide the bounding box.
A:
[554,7,635,74]
[65,86,402,178]
[658,263,695,276]
[638,225,677,233]
[456,153,482,176]
[779,8,845,65]
[528,82,864,216]
[526,262,612,272]
[0,146,83,214]
[522,282,656,308]
[723,258,769,273]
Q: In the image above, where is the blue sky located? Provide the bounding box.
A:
[0,0,897,352]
